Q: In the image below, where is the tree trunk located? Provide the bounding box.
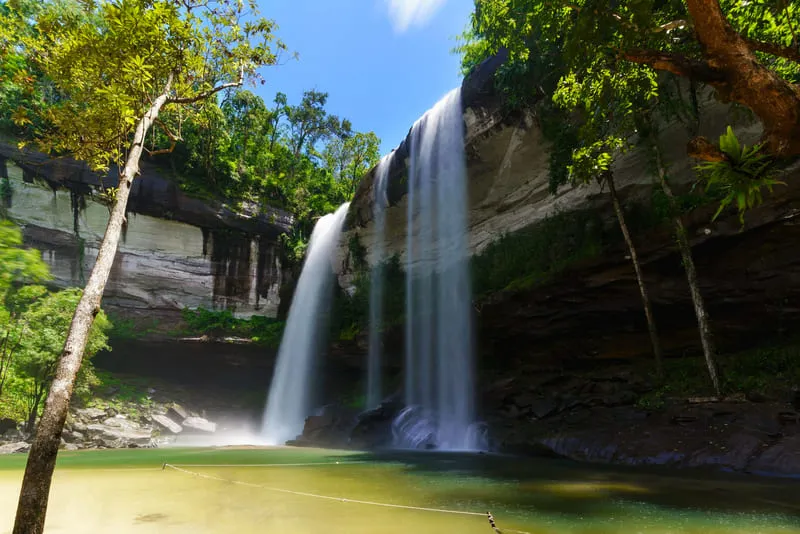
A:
[652,144,722,396]
[683,0,800,157]
[12,78,173,534]
[606,172,664,377]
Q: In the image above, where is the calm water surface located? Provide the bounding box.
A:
[0,447,799,533]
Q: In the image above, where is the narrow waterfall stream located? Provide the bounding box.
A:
[367,155,392,408]
[397,88,481,450]
[262,202,350,445]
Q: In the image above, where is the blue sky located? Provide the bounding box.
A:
[254,0,475,155]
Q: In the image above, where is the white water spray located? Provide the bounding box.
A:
[262,202,350,445]
[399,88,479,450]
[367,156,392,408]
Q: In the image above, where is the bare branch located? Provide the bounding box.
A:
[144,141,177,157]
[166,66,244,105]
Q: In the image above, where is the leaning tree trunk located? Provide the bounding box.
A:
[652,145,721,396]
[606,172,664,378]
[12,79,173,534]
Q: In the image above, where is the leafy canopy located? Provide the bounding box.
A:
[2,0,285,171]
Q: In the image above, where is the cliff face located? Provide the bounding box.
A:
[332,53,800,370]
[339,54,762,278]
[0,148,292,327]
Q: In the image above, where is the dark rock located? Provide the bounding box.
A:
[349,401,404,449]
[750,435,800,475]
[778,411,800,424]
[0,418,16,434]
[529,399,558,419]
[746,390,768,403]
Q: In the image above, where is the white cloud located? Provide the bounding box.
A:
[385,0,447,33]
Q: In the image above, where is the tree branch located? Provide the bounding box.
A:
[741,35,800,63]
[623,49,726,83]
[166,66,244,105]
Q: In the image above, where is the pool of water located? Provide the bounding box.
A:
[1,447,799,533]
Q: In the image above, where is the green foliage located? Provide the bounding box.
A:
[0,220,50,295]
[0,286,111,426]
[472,209,606,297]
[695,127,783,222]
[460,0,800,217]
[347,233,368,272]
[88,371,153,417]
[329,254,406,341]
[180,307,284,348]
[2,0,285,172]
[106,314,159,342]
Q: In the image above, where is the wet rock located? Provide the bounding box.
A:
[152,414,182,434]
[349,400,403,449]
[750,435,800,475]
[2,428,25,442]
[529,399,558,419]
[63,443,80,451]
[182,416,217,434]
[0,442,30,454]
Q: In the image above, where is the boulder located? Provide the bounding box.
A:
[2,428,25,442]
[349,400,404,449]
[62,430,85,444]
[0,418,17,434]
[749,435,800,475]
[74,407,106,422]
[182,416,216,434]
[0,442,29,454]
[86,423,153,448]
[152,414,182,434]
[166,404,189,425]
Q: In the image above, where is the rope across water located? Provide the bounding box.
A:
[162,462,531,534]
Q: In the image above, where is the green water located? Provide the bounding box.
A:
[1,447,799,533]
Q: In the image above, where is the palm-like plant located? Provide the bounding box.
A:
[696,126,784,222]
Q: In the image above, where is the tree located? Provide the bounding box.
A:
[461,0,731,392]
[14,289,110,432]
[0,0,284,530]
[324,130,381,197]
[468,0,800,159]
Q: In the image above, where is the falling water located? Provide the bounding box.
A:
[399,88,479,450]
[262,202,350,445]
[367,156,391,408]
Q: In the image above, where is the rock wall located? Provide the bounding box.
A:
[1,156,291,323]
[338,54,762,279]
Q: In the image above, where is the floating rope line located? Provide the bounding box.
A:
[163,463,531,534]
[165,461,368,468]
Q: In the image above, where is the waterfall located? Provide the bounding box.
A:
[399,88,479,451]
[262,202,350,445]
[367,156,391,408]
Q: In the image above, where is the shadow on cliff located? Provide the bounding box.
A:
[327,450,800,520]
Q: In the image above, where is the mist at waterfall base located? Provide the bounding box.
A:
[261,202,350,446]
[391,88,484,451]
[367,156,391,409]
